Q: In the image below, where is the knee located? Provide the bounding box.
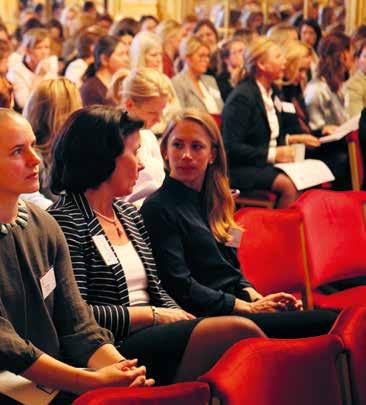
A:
[275,175,297,197]
[222,316,266,339]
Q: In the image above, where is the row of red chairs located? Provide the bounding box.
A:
[73,306,366,405]
[236,189,366,311]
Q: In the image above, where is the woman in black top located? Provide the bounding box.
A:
[141,108,338,338]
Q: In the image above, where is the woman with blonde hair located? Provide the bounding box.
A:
[172,35,223,114]
[222,37,319,208]
[117,67,175,204]
[23,77,82,200]
[141,108,337,336]
[7,28,58,110]
[156,19,182,78]
[129,31,180,134]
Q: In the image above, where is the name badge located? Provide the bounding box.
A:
[92,235,118,266]
[225,227,243,248]
[208,87,221,99]
[40,267,56,300]
[274,96,282,112]
[282,101,296,114]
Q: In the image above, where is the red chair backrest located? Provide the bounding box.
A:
[330,306,366,405]
[234,208,308,296]
[293,190,366,288]
[72,382,210,405]
[200,335,344,405]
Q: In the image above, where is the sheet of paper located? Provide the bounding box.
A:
[0,371,59,405]
[275,159,335,190]
[319,114,360,144]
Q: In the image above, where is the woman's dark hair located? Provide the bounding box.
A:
[83,35,119,79]
[299,19,322,51]
[193,19,219,42]
[51,105,143,194]
[317,32,350,92]
[76,31,100,59]
[20,17,44,38]
[46,18,64,40]
[112,17,139,36]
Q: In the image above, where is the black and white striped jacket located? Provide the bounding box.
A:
[48,193,180,341]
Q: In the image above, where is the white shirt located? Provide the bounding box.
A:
[65,58,88,88]
[113,241,150,306]
[198,80,221,114]
[124,129,165,207]
[256,80,280,163]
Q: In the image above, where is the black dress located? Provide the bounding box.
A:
[141,176,338,338]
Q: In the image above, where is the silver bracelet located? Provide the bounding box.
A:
[151,306,159,326]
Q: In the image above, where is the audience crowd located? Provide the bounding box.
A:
[0,0,365,403]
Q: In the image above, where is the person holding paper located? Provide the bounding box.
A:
[49,105,265,386]
[304,32,352,189]
[141,108,338,338]
[0,109,154,404]
[222,37,320,208]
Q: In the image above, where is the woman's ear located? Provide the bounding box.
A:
[209,147,217,164]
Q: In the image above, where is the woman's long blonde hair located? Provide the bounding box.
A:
[282,40,312,85]
[244,36,278,77]
[161,108,238,243]
[23,78,82,166]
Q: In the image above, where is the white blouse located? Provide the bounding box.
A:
[113,241,150,306]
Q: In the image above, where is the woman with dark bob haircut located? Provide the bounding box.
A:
[48,105,264,385]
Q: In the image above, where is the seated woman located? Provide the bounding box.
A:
[304,32,352,189]
[172,35,223,115]
[7,28,58,110]
[0,108,153,404]
[80,35,129,106]
[23,77,82,201]
[48,105,264,386]
[141,108,338,338]
[221,37,319,208]
[216,38,245,101]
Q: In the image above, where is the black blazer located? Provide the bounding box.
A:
[48,193,179,341]
[222,76,290,189]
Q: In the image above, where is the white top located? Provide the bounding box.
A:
[124,129,165,207]
[257,80,280,163]
[20,192,53,210]
[113,241,150,306]
[7,56,58,109]
[198,80,221,114]
[65,58,88,88]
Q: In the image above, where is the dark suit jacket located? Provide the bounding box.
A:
[222,76,297,190]
[48,193,179,341]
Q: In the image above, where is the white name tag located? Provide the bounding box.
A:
[40,267,56,300]
[225,227,243,248]
[274,96,282,112]
[209,87,221,99]
[92,235,118,266]
[282,101,296,114]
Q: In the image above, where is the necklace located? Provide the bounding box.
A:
[0,202,28,235]
[93,208,123,237]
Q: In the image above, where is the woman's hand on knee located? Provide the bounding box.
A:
[155,307,196,324]
[248,292,300,313]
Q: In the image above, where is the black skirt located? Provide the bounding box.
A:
[117,319,202,385]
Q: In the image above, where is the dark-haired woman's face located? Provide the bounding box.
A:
[196,25,217,50]
[107,42,130,73]
[106,131,144,196]
[165,120,216,192]
[300,25,317,47]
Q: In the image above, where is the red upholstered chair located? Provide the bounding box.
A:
[72,382,210,405]
[292,189,366,310]
[330,306,366,405]
[234,207,313,308]
[199,335,345,405]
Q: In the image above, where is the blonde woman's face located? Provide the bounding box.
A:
[187,45,210,75]
[145,46,163,69]
[165,120,216,192]
[358,46,366,74]
[259,45,285,81]
[227,42,245,69]
[126,95,167,129]
[27,38,51,66]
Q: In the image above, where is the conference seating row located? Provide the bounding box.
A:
[73,306,366,405]
[235,189,366,311]
[73,189,366,404]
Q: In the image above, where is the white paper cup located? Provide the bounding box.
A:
[292,143,305,162]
